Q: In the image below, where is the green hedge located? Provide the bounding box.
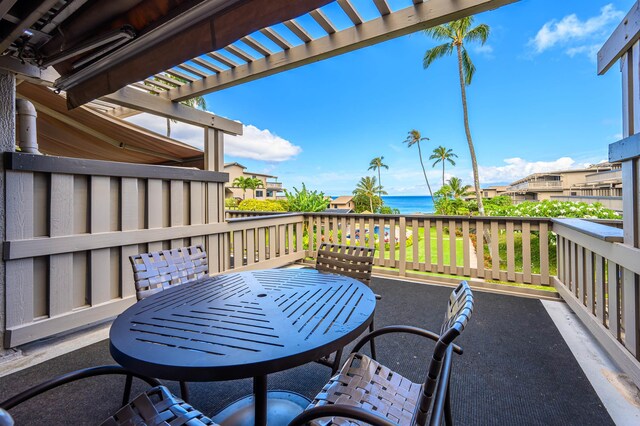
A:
[237,199,288,212]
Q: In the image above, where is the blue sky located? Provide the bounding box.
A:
[128,0,633,196]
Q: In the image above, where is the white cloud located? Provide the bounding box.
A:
[565,44,600,61]
[529,4,623,55]
[479,157,577,184]
[225,125,302,162]
[473,44,494,57]
[125,114,301,162]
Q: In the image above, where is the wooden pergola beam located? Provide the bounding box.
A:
[283,19,313,43]
[310,9,337,35]
[373,0,392,16]
[0,0,60,52]
[598,2,640,75]
[241,35,273,56]
[101,87,243,135]
[260,27,293,50]
[192,57,223,74]
[225,44,256,63]
[337,0,363,26]
[0,0,18,21]
[168,0,519,102]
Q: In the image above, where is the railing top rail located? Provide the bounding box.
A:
[304,212,554,223]
[4,152,228,183]
[552,218,624,242]
[226,212,304,224]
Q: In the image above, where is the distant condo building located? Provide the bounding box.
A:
[470,162,623,212]
[329,196,355,213]
[224,162,285,200]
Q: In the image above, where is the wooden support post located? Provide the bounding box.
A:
[204,127,226,273]
[0,70,15,349]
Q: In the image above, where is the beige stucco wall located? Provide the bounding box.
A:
[225,164,280,200]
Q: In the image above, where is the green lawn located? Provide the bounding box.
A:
[382,227,464,265]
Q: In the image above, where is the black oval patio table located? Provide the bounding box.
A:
[109,268,376,426]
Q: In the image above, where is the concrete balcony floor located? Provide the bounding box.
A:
[1,277,639,425]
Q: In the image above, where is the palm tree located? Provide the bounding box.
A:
[368,156,389,199]
[447,177,472,199]
[403,130,434,199]
[232,176,251,199]
[353,176,386,212]
[429,146,458,186]
[148,73,207,138]
[247,177,264,198]
[423,17,489,215]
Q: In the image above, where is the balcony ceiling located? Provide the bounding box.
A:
[17,81,205,166]
[0,0,516,110]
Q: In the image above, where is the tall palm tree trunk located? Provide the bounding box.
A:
[166,118,171,138]
[456,44,485,216]
[377,167,382,199]
[369,196,373,212]
[442,161,445,186]
[417,143,434,199]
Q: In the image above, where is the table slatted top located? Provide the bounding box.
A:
[110,269,376,381]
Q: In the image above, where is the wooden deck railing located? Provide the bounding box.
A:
[304,212,552,286]
[553,218,640,382]
[2,154,304,347]
[225,213,305,271]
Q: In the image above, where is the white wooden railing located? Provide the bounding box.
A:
[301,212,552,286]
[553,218,640,383]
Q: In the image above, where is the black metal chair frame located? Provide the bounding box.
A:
[315,243,378,374]
[288,281,473,426]
[0,365,161,411]
[0,365,218,426]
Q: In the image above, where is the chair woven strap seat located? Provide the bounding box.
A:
[307,353,421,425]
[130,245,208,301]
[101,386,216,426]
[316,244,375,286]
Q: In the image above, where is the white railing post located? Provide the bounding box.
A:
[599,4,640,357]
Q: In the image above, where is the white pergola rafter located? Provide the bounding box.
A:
[162,0,518,102]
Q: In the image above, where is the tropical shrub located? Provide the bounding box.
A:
[485,195,512,207]
[485,200,620,219]
[378,206,400,215]
[285,184,327,212]
[353,193,382,213]
[237,199,287,212]
[224,198,239,209]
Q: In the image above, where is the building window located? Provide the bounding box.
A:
[256,190,264,197]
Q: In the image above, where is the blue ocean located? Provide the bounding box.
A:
[381,196,435,214]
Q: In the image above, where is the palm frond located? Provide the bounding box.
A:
[461,47,476,85]
[447,158,456,166]
[423,24,453,41]
[423,42,453,69]
[450,17,472,37]
[465,24,490,45]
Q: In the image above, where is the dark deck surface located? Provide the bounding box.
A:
[0,278,613,426]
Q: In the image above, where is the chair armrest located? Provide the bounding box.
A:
[0,365,161,410]
[288,404,398,426]
[375,293,382,300]
[352,325,463,355]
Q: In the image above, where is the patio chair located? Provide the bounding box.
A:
[130,244,209,301]
[0,365,217,425]
[315,243,377,374]
[129,244,209,401]
[288,281,474,426]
